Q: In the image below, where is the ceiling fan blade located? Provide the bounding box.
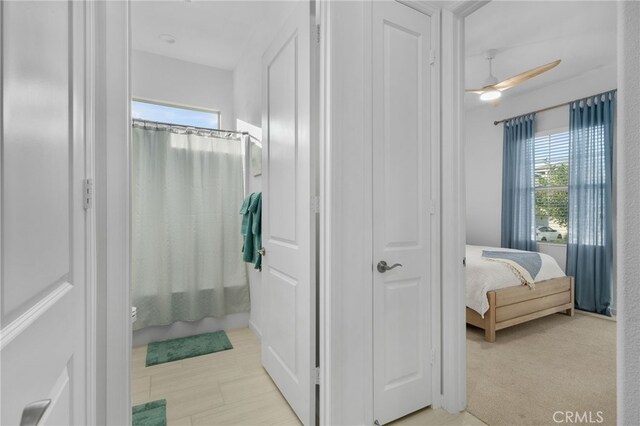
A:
[493,59,561,91]
[466,83,498,94]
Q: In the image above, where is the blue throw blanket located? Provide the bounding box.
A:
[482,250,542,286]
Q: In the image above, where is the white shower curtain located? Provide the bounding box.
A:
[131,125,249,330]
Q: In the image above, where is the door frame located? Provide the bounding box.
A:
[369,1,440,423]
[93,1,132,425]
[93,1,325,425]
[83,1,98,424]
[437,0,490,413]
[438,0,636,423]
[317,0,496,423]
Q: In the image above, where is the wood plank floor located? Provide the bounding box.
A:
[132,328,299,425]
[132,328,485,425]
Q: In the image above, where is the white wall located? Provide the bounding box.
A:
[132,50,235,129]
[234,41,265,339]
[464,64,617,269]
[234,51,262,132]
[617,2,640,423]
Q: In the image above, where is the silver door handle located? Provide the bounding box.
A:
[20,399,51,426]
[377,261,403,273]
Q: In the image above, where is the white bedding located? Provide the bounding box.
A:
[466,245,566,316]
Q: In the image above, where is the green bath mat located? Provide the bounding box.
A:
[132,399,166,426]
[145,330,233,366]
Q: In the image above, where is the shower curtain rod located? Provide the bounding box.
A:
[132,119,260,141]
[493,89,617,126]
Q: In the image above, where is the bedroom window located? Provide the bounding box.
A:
[534,130,569,244]
[132,99,220,129]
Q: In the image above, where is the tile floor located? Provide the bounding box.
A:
[132,328,485,426]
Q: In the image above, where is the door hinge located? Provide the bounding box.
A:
[83,178,94,210]
[429,199,436,215]
[311,195,320,214]
[430,348,436,365]
[429,49,436,66]
[315,24,321,44]
[314,367,321,385]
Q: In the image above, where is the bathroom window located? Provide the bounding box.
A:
[132,99,220,129]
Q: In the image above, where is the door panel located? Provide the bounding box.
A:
[261,2,315,425]
[372,2,433,424]
[2,0,71,320]
[382,279,421,386]
[266,34,298,244]
[1,1,86,425]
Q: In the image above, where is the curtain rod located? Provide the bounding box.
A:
[132,119,260,141]
[493,89,617,126]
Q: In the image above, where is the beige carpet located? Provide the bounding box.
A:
[467,312,616,426]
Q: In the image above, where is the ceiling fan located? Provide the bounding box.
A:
[467,49,561,102]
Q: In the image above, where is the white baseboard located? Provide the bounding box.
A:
[575,309,617,322]
[248,320,262,341]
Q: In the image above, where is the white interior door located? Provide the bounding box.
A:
[1,1,87,425]
[260,2,315,425]
[372,1,433,424]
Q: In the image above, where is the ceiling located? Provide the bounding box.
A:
[132,1,616,96]
[131,1,296,70]
[465,1,616,108]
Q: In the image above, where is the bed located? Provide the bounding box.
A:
[465,245,574,342]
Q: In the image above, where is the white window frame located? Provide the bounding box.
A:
[534,127,570,246]
[132,97,222,130]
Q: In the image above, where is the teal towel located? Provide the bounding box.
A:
[240,193,255,237]
[240,192,262,270]
[249,193,262,270]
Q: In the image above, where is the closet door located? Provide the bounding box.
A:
[260,2,315,425]
[372,1,434,424]
[1,1,88,425]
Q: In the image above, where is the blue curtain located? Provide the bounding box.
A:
[567,91,615,316]
[501,114,537,251]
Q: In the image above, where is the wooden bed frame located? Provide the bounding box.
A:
[466,276,574,342]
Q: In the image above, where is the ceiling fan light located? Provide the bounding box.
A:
[480,90,501,101]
